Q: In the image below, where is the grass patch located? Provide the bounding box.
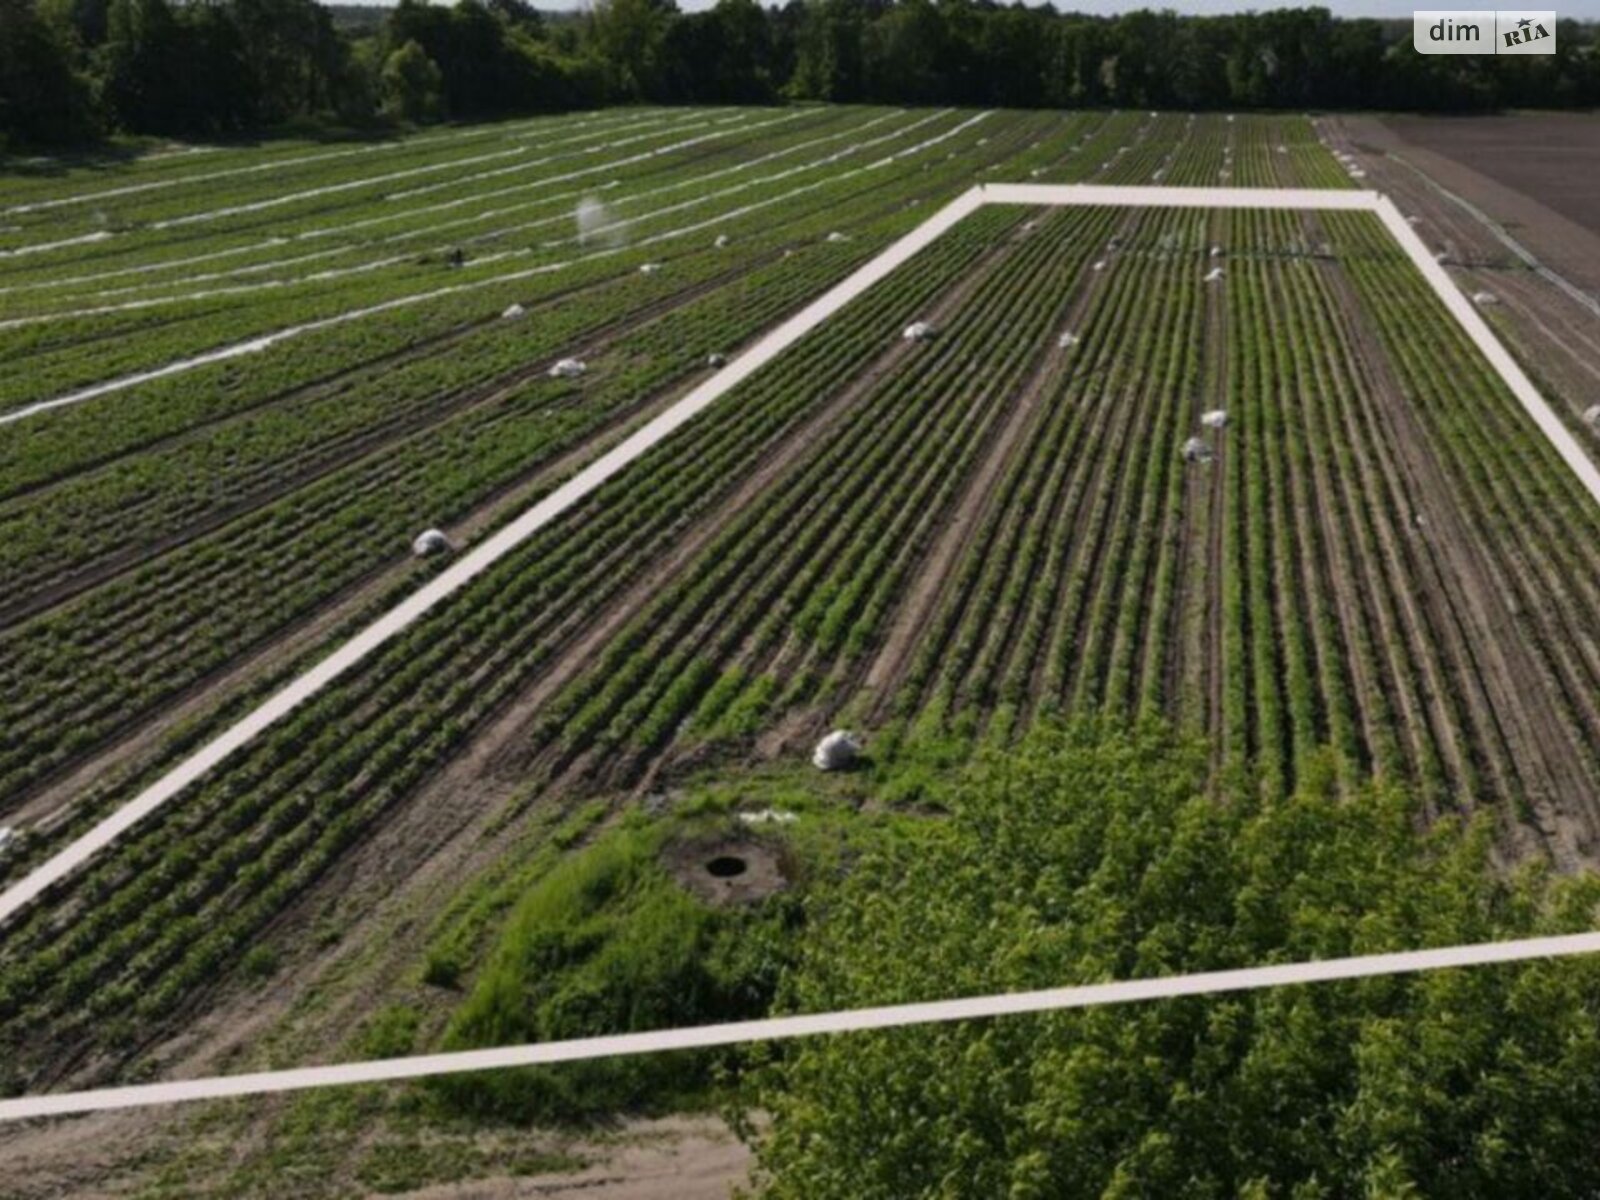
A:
[432,808,804,1122]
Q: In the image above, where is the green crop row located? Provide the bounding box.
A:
[534,205,1118,771]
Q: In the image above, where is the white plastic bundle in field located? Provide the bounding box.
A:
[1584,405,1600,428]
[411,529,451,558]
[548,358,587,379]
[826,231,850,243]
[812,731,861,771]
[639,262,662,275]
[707,353,726,368]
[1204,266,1225,283]
[903,321,938,343]
[1092,259,1107,272]
[1201,409,1229,430]
[501,303,525,320]
[1058,331,1080,349]
[714,234,730,249]
[1183,437,1214,464]
[1472,290,1498,306]
[1209,245,1224,258]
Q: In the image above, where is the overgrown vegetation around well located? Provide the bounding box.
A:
[435,817,796,1121]
[426,762,886,1122]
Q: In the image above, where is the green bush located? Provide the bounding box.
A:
[754,718,1600,1198]
[435,820,796,1122]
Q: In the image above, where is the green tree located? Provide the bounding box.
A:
[0,0,99,146]
[754,721,1600,1198]
[587,0,669,99]
[227,0,348,124]
[862,0,946,104]
[380,37,443,121]
[98,0,183,131]
[788,0,864,101]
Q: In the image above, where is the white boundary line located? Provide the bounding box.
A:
[5,931,1600,1122]
[5,183,1599,1117]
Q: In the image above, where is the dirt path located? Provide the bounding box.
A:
[410,1117,750,1200]
[1197,211,1230,757]
[0,1109,749,1200]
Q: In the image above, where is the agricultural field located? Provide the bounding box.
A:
[2,106,1599,1196]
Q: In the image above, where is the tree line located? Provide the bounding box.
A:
[3,0,1599,150]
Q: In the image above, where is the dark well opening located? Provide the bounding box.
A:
[706,855,748,879]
